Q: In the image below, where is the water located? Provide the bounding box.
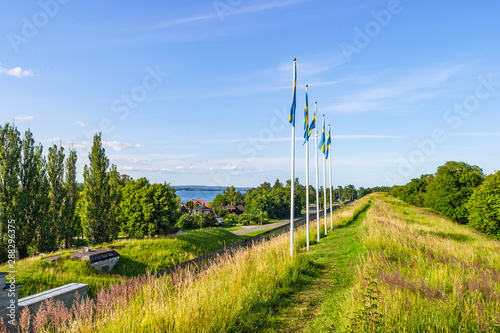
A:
[175,189,248,204]
[175,190,223,204]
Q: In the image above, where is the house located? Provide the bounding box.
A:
[193,205,223,223]
[212,204,245,216]
[189,200,205,208]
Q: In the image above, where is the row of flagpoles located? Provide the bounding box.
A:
[289,58,333,255]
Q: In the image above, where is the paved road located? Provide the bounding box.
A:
[232,205,318,235]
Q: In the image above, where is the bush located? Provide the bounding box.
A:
[224,213,239,224]
[176,214,196,229]
[466,171,500,239]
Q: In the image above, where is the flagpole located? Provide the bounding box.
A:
[305,85,310,251]
[323,115,327,235]
[290,58,296,257]
[314,102,320,242]
[329,124,333,230]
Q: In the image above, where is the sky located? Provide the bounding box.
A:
[0,0,499,188]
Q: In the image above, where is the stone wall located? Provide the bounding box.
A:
[18,283,88,314]
[89,256,119,273]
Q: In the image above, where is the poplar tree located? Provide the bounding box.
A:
[18,129,44,257]
[0,123,21,261]
[61,149,78,248]
[108,164,122,240]
[82,133,111,244]
[47,144,65,247]
[36,156,53,252]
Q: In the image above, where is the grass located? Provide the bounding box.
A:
[0,255,122,298]
[0,228,244,299]
[110,228,243,277]
[15,197,373,332]
[333,194,500,332]
[214,224,245,231]
[257,200,372,332]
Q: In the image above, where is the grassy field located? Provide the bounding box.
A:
[29,198,370,332]
[0,228,244,298]
[110,228,243,276]
[15,195,497,332]
[333,195,500,332]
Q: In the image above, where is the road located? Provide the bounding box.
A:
[232,205,318,235]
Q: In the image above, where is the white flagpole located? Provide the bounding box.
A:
[314,102,320,242]
[323,115,327,235]
[290,58,296,257]
[305,85,310,251]
[329,124,333,230]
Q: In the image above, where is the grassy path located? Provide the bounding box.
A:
[261,204,370,332]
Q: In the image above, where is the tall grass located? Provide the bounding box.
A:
[336,194,500,332]
[18,198,371,332]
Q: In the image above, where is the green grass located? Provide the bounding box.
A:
[1,228,245,299]
[248,201,371,332]
[0,255,122,298]
[110,228,243,276]
[214,225,245,231]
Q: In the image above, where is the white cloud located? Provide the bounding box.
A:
[76,121,86,127]
[102,141,144,151]
[0,63,35,78]
[14,116,33,120]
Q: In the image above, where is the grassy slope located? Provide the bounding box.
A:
[110,228,243,276]
[0,228,243,298]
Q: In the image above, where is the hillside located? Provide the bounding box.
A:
[0,228,243,298]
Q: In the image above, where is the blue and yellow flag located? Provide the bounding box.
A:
[289,60,296,127]
[308,111,316,139]
[303,86,309,140]
[319,118,326,154]
[326,127,331,159]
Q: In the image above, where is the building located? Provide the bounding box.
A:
[212,204,245,216]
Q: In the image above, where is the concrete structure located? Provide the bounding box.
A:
[18,283,88,314]
[71,249,120,273]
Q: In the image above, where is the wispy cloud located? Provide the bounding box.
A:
[0,64,35,78]
[76,121,86,127]
[326,65,465,113]
[103,141,144,151]
[450,132,500,137]
[69,140,144,151]
[138,0,307,31]
[14,116,33,120]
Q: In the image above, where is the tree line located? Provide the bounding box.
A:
[389,161,500,239]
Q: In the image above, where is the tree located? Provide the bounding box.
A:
[18,130,44,256]
[47,144,65,248]
[120,178,179,237]
[466,171,500,239]
[61,149,78,248]
[0,124,22,261]
[108,164,122,240]
[36,159,53,252]
[81,133,112,244]
[425,161,484,223]
[213,186,244,205]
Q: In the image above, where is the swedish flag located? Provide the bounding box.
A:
[289,60,296,127]
[308,111,316,139]
[319,118,326,154]
[303,86,309,141]
[326,127,331,159]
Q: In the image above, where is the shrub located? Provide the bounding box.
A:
[176,214,196,229]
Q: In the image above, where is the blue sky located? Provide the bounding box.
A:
[1,0,499,188]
